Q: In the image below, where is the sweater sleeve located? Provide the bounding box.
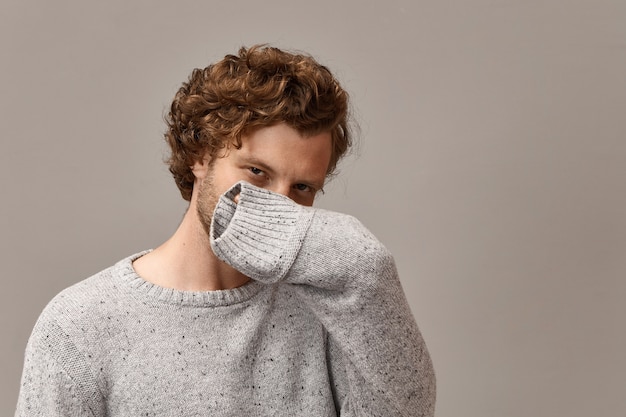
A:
[15,311,105,417]
[211,182,436,416]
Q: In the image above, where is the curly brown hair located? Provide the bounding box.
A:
[165,45,352,201]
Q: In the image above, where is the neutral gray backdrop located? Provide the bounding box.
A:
[2,1,625,416]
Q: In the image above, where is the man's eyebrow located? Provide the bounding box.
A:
[239,155,275,173]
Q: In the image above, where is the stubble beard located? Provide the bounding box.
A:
[195,165,219,240]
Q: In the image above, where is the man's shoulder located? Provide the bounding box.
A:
[32,252,145,337]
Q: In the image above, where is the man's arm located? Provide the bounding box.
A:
[211,182,436,416]
[16,310,104,417]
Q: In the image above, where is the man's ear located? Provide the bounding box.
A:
[190,152,211,180]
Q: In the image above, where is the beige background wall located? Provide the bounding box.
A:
[2,1,625,416]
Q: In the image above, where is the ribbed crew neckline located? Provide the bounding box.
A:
[116,251,264,307]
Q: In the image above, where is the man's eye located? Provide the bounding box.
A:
[249,167,264,175]
[294,183,313,192]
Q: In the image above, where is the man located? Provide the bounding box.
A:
[16,45,435,416]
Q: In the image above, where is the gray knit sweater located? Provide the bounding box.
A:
[16,182,435,416]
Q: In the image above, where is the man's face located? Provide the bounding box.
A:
[196,123,332,234]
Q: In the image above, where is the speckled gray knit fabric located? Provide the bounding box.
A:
[16,181,435,416]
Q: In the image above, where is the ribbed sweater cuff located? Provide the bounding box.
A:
[210,181,314,283]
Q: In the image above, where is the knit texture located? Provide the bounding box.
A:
[16,181,435,416]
